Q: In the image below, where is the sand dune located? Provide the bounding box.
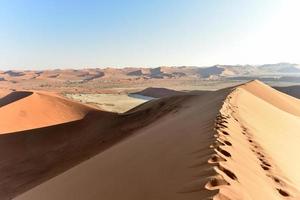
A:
[13,87,229,200]
[240,81,300,116]
[212,80,300,199]
[0,90,190,199]
[133,87,185,98]
[0,80,299,199]
[0,91,95,133]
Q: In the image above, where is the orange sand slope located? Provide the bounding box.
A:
[0,91,95,133]
[3,80,300,199]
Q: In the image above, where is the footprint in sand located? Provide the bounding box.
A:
[260,164,270,171]
[277,188,290,197]
[218,166,238,181]
[220,130,230,135]
[223,140,232,146]
[216,147,231,158]
[207,176,230,188]
[209,154,227,163]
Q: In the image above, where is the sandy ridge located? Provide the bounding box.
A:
[208,81,300,199]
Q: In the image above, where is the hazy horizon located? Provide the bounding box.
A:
[1,62,299,71]
[1,0,300,69]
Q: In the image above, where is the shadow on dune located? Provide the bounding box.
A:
[274,85,300,99]
[0,91,33,107]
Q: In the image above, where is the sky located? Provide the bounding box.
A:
[0,0,299,70]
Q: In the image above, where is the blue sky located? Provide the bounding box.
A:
[0,0,299,69]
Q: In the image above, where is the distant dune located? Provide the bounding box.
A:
[0,80,299,199]
[133,87,185,98]
[1,64,300,96]
[0,91,94,133]
[133,84,300,100]
[1,63,300,85]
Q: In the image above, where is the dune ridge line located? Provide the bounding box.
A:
[207,80,300,199]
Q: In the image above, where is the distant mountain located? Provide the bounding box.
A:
[3,70,25,77]
[1,63,300,83]
[258,63,300,74]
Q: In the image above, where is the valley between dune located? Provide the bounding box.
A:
[0,80,299,199]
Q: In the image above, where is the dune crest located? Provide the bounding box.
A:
[209,80,300,199]
[240,80,300,116]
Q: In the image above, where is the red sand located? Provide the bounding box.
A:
[0,91,94,133]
